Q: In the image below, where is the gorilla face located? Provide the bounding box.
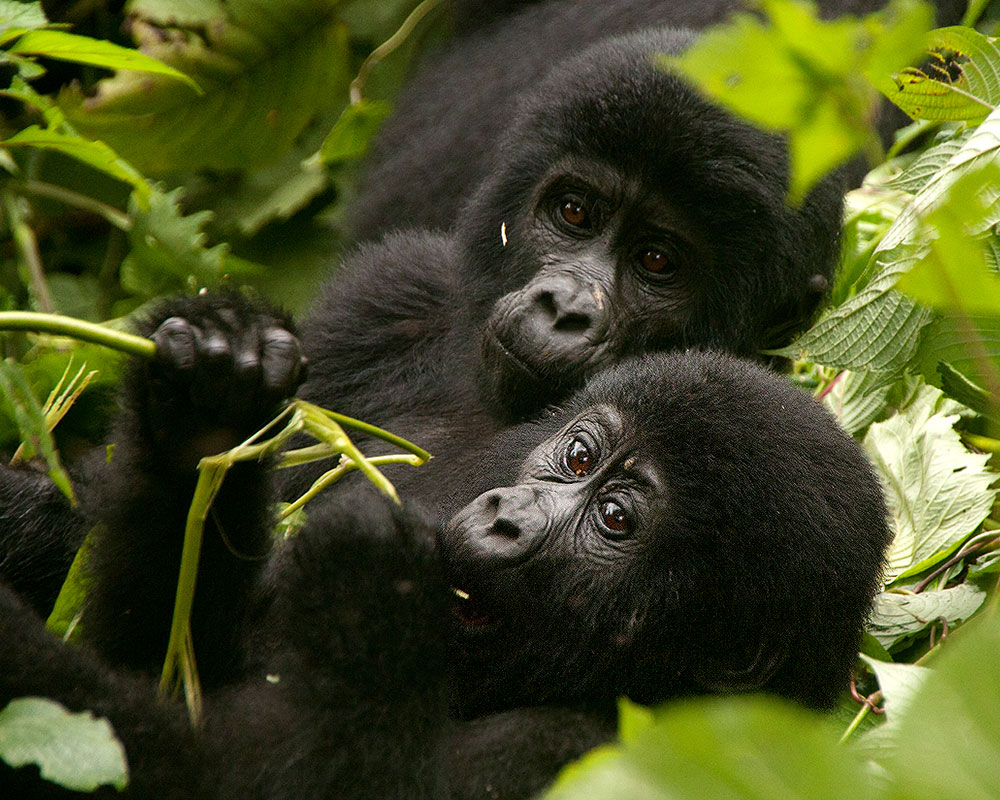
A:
[462,29,842,419]
[440,352,892,716]
[481,157,707,408]
[443,400,677,715]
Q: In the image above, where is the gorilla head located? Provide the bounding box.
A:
[443,351,889,716]
[460,30,842,417]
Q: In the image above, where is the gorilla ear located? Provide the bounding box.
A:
[690,637,787,694]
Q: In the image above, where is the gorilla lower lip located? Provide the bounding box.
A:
[487,329,542,381]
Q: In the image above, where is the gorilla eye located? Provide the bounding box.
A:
[640,249,671,274]
[565,439,595,476]
[559,198,589,228]
[598,500,630,537]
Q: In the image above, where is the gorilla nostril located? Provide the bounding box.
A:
[535,290,558,319]
[553,312,591,333]
[490,518,521,540]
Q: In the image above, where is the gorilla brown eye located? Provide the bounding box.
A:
[565,439,594,476]
[560,199,589,228]
[599,500,630,536]
[640,249,670,273]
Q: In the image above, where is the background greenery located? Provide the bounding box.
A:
[1,0,999,795]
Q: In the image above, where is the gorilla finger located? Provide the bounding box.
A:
[261,328,306,395]
[190,324,234,411]
[151,317,197,373]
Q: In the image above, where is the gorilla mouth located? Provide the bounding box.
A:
[452,587,500,632]
[484,328,544,381]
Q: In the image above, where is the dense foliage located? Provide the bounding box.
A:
[0,0,999,795]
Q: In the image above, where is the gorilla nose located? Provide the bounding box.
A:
[462,485,545,561]
[525,277,606,349]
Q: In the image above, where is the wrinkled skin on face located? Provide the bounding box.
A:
[480,158,709,414]
[440,352,892,717]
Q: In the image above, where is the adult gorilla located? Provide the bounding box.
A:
[1,296,890,799]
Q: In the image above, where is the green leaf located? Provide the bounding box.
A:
[771,246,933,379]
[543,696,875,799]
[59,1,352,174]
[886,613,1000,800]
[864,383,998,583]
[320,99,391,164]
[821,369,893,435]
[1,126,150,199]
[895,164,1000,315]
[0,359,73,501]
[868,584,986,650]
[0,697,128,792]
[937,362,998,421]
[616,698,655,746]
[0,0,47,38]
[877,106,1000,255]
[883,27,1000,123]
[917,314,1000,403]
[884,132,967,194]
[46,529,96,640]
[9,30,200,91]
[666,0,931,202]
[120,188,228,298]
[858,654,932,722]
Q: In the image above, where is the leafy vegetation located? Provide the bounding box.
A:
[1,0,999,795]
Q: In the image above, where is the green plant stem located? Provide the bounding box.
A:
[159,463,225,704]
[3,192,55,313]
[839,691,880,742]
[321,407,432,462]
[963,0,990,27]
[0,311,155,358]
[349,0,444,104]
[11,179,131,230]
[280,453,425,518]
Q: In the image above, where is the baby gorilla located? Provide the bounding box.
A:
[0,298,890,799]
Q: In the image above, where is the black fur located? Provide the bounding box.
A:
[355,0,965,240]
[0,297,890,799]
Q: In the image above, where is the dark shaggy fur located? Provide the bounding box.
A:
[0,297,890,799]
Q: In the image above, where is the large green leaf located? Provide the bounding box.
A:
[918,315,1000,402]
[771,246,933,379]
[1,126,150,199]
[780,108,1000,375]
[864,384,998,583]
[885,614,1000,800]
[858,654,932,722]
[882,27,1000,123]
[666,0,931,202]
[877,106,1000,254]
[543,696,875,799]
[821,369,893,435]
[58,0,352,174]
[868,584,986,650]
[9,30,199,91]
[0,697,128,792]
[119,187,232,298]
[895,165,1000,315]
